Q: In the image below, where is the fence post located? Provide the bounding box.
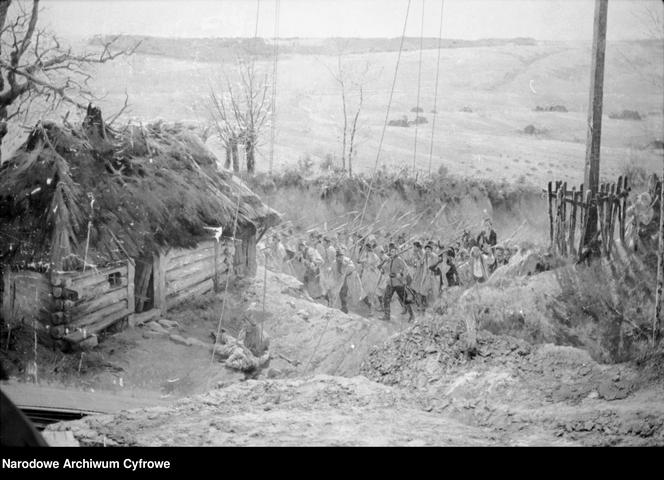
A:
[548,181,554,248]
[579,190,592,257]
[569,187,578,256]
[562,182,568,256]
[620,176,629,244]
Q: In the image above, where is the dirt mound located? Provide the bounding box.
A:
[359,318,664,445]
[361,319,642,406]
[45,375,506,446]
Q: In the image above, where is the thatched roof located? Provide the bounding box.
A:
[0,117,280,271]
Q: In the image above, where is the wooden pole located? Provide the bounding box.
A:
[582,0,609,249]
[569,188,578,256]
[548,181,554,247]
[654,174,664,346]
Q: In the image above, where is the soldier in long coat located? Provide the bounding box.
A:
[359,243,381,315]
[330,248,356,313]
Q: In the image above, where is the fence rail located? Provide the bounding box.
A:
[545,177,631,259]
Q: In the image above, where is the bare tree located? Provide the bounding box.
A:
[0,0,139,162]
[209,59,271,174]
[324,52,374,176]
[209,86,241,172]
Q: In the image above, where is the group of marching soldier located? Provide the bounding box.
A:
[259,217,512,322]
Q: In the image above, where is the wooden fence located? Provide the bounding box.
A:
[546,177,631,258]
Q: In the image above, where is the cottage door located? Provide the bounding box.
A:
[133,258,154,313]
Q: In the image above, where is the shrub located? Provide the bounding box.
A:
[609,110,642,121]
[319,153,339,172]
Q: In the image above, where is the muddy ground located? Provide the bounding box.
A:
[23,266,662,446]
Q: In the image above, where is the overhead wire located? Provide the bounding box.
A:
[427,0,445,176]
[269,0,280,173]
[357,0,412,230]
[412,0,426,173]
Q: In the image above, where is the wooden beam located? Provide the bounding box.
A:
[2,267,13,322]
[126,259,135,316]
[153,252,166,310]
[582,0,609,248]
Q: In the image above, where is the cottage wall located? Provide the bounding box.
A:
[1,269,53,330]
[50,262,134,344]
[1,233,261,347]
[163,239,235,310]
[1,262,134,346]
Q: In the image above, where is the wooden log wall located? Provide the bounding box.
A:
[163,239,235,310]
[50,262,134,344]
[546,176,630,259]
[1,269,53,329]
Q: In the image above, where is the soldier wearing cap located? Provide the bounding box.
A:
[382,243,414,322]
[332,247,356,314]
[359,241,381,315]
[319,235,338,306]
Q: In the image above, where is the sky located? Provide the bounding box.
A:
[39,0,664,41]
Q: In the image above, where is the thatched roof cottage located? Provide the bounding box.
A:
[0,110,280,348]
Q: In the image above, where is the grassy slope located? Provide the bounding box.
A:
[80,40,663,188]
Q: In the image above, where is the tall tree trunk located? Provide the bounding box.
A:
[246,137,255,174]
[231,137,239,173]
[0,106,7,165]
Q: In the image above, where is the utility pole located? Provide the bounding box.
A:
[582,0,609,249]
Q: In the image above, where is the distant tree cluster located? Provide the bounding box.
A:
[208,60,271,174]
[534,105,568,112]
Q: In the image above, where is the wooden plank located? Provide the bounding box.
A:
[52,264,128,287]
[579,190,592,256]
[166,256,215,282]
[598,185,607,256]
[568,188,578,256]
[620,176,628,243]
[607,183,617,255]
[65,308,132,344]
[214,241,220,293]
[6,272,53,325]
[246,234,257,277]
[127,259,135,315]
[554,187,563,255]
[579,184,585,228]
[133,258,151,313]
[166,268,215,296]
[69,300,129,330]
[70,268,128,292]
[166,278,214,310]
[166,250,216,273]
[153,252,166,310]
[69,276,128,303]
[128,308,161,328]
[69,287,129,319]
[561,183,568,256]
[168,243,215,263]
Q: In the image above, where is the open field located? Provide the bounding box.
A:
[69,39,664,187]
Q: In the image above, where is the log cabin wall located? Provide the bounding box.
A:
[1,269,53,331]
[163,239,235,310]
[50,262,134,344]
